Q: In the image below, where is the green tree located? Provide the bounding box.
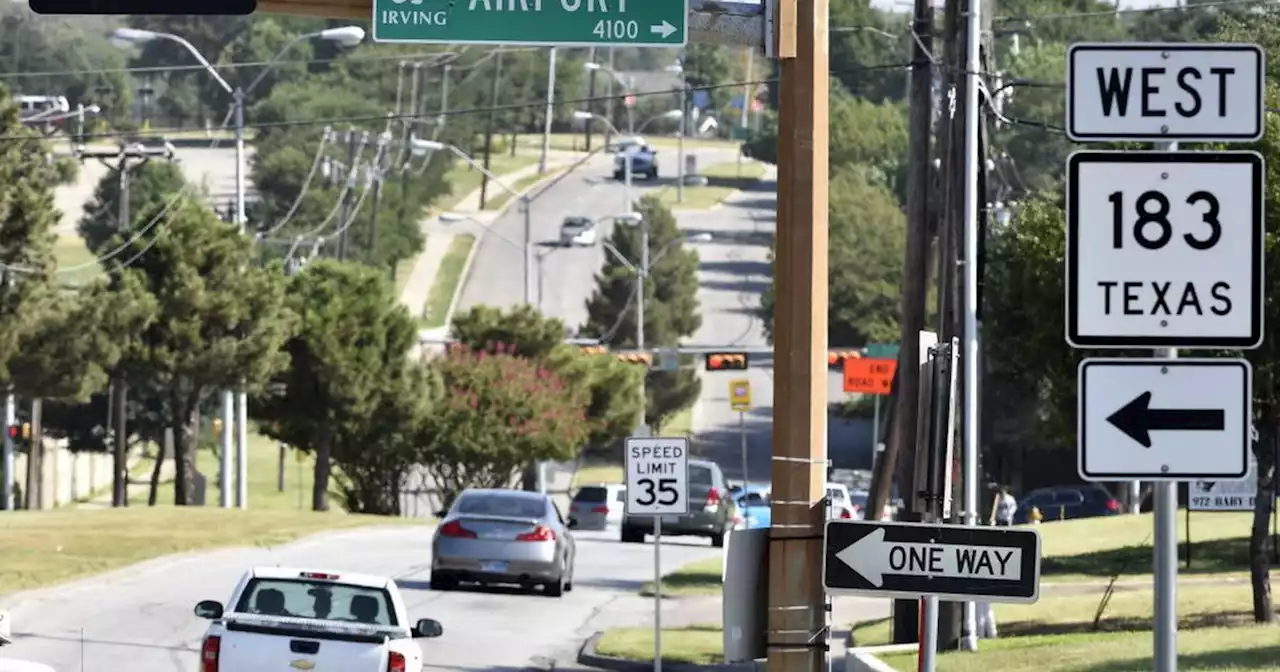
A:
[108,195,294,505]
[77,161,189,253]
[760,165,906,347]
[253,259,429,512]
[830,0,910,103]
[582,195,701,430]
[419,349,590,507]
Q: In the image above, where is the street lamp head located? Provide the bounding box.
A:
[583,62,602,71]
[438,213,467,224]
[409,136,445,156]
[616,212,643,224]
[664,63,684,74]
[686,233,713,243]
[660,109,683,119]
[111,27,160,44]
[319,26,365,46]
[85,105,101,114]
[572,110,595,121]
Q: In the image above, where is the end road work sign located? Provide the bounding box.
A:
[823,520,1041,603]
[372,0,688,47]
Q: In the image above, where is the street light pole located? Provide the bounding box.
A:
[540,48,557,175]
[523,196,533,306]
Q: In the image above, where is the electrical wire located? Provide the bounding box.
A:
[255,126,334,238]
[324,138,389,242]
[994,0,1274,23]
[293,132,374,241]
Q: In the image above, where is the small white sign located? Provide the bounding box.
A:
[624,436,690,515]
[1067,43,1264,141]
[1066,151,1264,349]
[1078,358,1251,481]
[1191,457,1259,511]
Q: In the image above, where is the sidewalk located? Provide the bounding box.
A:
[401,150,585,336]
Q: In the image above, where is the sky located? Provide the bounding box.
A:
[868,0,1182,12]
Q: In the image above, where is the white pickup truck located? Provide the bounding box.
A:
[193,567,443,672]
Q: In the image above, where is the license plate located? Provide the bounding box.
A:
[480,561,508,573]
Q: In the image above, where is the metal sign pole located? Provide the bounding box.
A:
[739,411,749,487]
[1152,140,1179,672]
[654,516,663,672]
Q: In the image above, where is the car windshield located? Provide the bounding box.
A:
[690,465,714,485]
[739,492,769,507]
[827,488,849,503]
[562,218,590,230]
[454,492,546,518]
[573,486,608,503]
[234,578,398,626]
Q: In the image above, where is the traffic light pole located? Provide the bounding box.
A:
[2,392,13,510]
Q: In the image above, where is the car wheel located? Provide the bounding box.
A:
[613,171,624,180]
[621,525,644,543]
[431,572,458,591]
[544,576,565,597]
[710,531,726,548]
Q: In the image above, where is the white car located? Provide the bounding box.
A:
[192,567,443,672]
[826,483,860,520]
[559,217,598,246]
[0,610,57,672]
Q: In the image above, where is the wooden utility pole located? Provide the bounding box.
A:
[766,0,829,666]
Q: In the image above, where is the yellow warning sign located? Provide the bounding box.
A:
[729,379,751,412]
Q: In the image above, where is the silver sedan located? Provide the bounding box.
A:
[430,489,577,597]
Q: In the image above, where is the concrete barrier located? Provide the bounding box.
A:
[845,644,916,672]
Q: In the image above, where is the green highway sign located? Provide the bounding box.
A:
[372,0,688,47]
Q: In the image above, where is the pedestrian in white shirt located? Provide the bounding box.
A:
[994,488,1017,526]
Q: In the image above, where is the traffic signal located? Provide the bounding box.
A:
[705,352,749,371]
[212,418,224,436]
[616,352,653,366]
[6,423,30,441]
[828,349,860,368]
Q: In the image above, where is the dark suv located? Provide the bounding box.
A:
[1015,484,1120,524]
[621,459,737,547]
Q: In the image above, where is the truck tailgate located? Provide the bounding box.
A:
[216,614,404,671]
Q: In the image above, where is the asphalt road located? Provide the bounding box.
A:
[0,525,719,672]
[52,147,253,234]
[455,148,738,331]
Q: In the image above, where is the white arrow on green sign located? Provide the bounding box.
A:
[372,0,688,47]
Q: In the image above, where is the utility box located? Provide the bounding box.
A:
[723,527,769,663]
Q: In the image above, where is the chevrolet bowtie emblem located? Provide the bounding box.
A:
[290,660,316,670]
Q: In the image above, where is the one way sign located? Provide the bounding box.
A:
[823,520,1041,604]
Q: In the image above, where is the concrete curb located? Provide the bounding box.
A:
[844,647,904,672]
[576,631,764,672]
[438,162,577,334]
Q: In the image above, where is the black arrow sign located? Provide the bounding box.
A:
[1106,391,1225,448]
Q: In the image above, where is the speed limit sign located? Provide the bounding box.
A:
[624,436,690,515]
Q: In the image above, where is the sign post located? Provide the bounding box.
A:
[371,0,688,46]
[729,379,751,487]
[625,436,690,672]
[1066,41,1266,672]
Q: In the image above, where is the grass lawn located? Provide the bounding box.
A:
[420,235,475,329]
[701,160,766,181]
[432,155,537,215]
[649,163,766,210]
[571,463,625,488]
[595,624,723,665]
[54,235,103,280]
[1031,511,1264,582]
[639,555,722,597]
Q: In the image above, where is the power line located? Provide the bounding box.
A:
[994,0,1274,23]
[0,64,911,143]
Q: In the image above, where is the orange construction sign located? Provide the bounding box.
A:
[843,358,896,395]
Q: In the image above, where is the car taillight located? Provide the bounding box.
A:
[840,508,852,519]
[439,521,477,538]
[516,525,556,542]
[299,571,339,580]
[705,488,721,509]
[591,506,609,513]
[201,635,220,672]
[388,650,406,672]
[1106,499,1120,512]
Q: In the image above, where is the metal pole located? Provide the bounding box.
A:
[233,88,247,231]
[739,411,748,486]
[236,385,248,509]
[1153,141,1178,672]
[638,221,648,350]
[625,143,634,209]
[959,0,982,649]
[654,515,663,672]
[539,48,557,175]
[919,594,939,671]
[677,84,686,203]
[523,197,533,305]
[277,443,286,493]
[439,65,451,126]
[3,392,14,510]
[871,396,881,473]
[584,47,597,151]
[220,390,233,508]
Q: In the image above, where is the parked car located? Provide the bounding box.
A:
[1014,484,1121,524]
[191,567,443,672]
[431,488,577,596]
[621,459,738,547]
[613,145,659,180]
[568,484,626,530]
[732,485,772,529]
[826,482,859,520]
[559,216,598,246]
